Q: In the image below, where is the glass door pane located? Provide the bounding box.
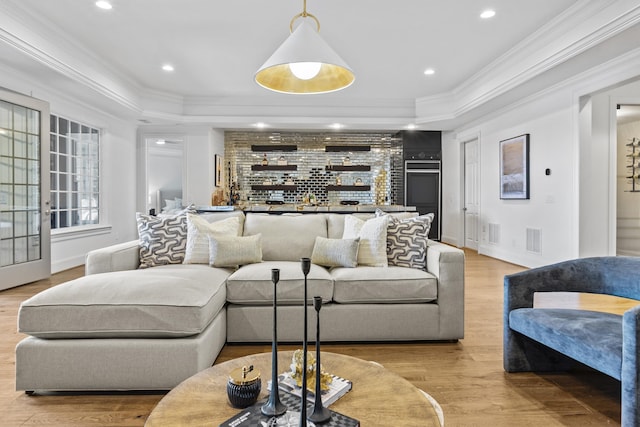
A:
[0,89,50,290]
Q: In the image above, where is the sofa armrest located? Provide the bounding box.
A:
[85,240,140,275]
[426,241,465,339]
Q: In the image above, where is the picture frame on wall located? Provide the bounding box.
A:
[215,154,223,187]
[499,134,530,200]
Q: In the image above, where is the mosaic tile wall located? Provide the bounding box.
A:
[224,131,404,205]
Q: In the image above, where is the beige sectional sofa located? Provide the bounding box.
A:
[15,210,465,392]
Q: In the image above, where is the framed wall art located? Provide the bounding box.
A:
[499,134,530,200]
[215,154,223,187]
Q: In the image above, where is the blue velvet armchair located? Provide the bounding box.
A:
[503,256,640,427]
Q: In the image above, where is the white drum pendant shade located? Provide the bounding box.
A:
[255,19,355,94]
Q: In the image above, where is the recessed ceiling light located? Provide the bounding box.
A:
[329,123,343,129]
[480,10,496,19]
[162,64,174,72]
[156,139,166,145]
[95,1,113,10]
[255,122,267,129]
[407,124,417,130]
[424,68,435,76]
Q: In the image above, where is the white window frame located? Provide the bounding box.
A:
[49,114,104,235]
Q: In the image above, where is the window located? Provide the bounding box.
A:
[49,115,100,230]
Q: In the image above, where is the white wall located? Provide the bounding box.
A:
[445,94,576,268]
[0,65,139,273]
[443,50,640,268]
[0,59,225,276]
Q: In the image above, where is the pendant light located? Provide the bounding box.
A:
[255,0,355,94]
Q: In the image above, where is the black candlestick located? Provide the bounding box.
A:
[261,269,287,416]
[299,258,311,427]
[308,296,331,423]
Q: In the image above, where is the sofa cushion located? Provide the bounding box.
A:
[18,265,231,339]
[243,213,328,261]
[208,234,263,267]
[331,266,438,303]
[311,236,359,268]
[226,261,333,305]
[342,215,389,267]
[184,214,242,264]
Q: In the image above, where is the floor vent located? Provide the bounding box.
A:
[488,223,500,245]
[526,228,542,254]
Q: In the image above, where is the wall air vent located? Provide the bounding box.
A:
[488,223,500,245]
[526,228,542,254]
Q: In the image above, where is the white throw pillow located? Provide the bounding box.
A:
[208,234,263,268]
[311,236,360,268]
[184,214,241,264]
[342,215,389,267]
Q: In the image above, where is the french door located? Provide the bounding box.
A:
[0,88,50,290]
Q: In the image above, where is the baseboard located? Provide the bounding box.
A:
[51,255,85,274]
[441,235,460,247]
[617,249,640,257]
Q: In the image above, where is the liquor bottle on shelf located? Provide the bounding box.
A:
[262,153,268,166]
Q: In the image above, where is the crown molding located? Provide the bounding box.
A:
[1,0,639,130]
[0,0,143,114]
[416,0,640,125]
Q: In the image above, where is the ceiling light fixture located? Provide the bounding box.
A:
[424,68,435,76]
[95,1,113,10]
[480,10,496,19]
[162,64,174,72]
[255,0,355,94]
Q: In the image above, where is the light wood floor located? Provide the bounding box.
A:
[0,250,636,426]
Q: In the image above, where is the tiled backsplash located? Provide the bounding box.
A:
[224,131,404,205]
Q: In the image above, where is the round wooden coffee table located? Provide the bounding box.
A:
[145,351,440,426]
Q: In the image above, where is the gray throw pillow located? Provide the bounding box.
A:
[136,208,195,268]
[376,209,434,269]
[386,216,429,269]
[311,236,360,268]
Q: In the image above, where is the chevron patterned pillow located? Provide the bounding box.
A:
[386,217,428,269]
[136,208,195,268]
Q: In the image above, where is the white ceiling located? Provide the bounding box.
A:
[1,0,640,130]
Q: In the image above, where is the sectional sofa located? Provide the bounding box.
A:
[15,210,465,392]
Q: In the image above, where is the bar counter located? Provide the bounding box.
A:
[197,204,416,214]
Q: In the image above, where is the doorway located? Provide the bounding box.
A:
[463,138,479,250]
[0,89,51,290]
[144,137,185,215]
[616,104,640,256]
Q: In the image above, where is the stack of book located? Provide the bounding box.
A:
[267,372,352,407]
